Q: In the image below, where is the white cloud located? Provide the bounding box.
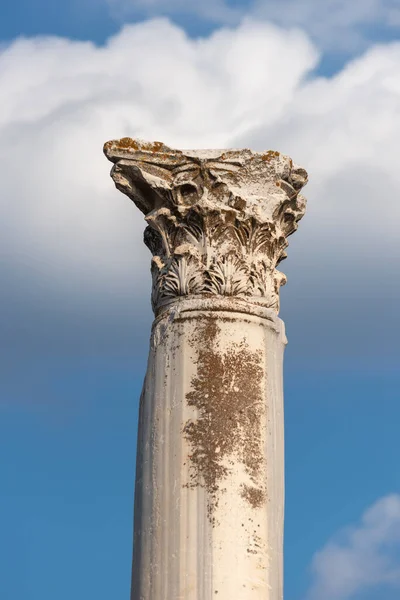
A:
[306,495,400,600]
[1,17,400,368]
[0,18,316,301]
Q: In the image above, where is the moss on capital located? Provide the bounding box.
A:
[103,137,174,155]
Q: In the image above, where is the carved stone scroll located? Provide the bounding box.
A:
[104,139,308,314]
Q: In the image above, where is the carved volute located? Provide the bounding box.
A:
[104,138,308,315]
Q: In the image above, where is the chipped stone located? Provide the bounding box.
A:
[104,139,307,600]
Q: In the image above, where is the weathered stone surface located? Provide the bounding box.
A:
[104,138,307,314]
[104,139,307,600]
[132,299,286,600]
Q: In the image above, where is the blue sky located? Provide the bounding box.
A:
[1,1,400,599]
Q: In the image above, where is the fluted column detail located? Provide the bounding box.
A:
[104,138,308,600]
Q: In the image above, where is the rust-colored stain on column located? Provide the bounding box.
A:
[183,319,266,519]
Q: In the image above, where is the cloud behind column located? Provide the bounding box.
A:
[1,17,399,377]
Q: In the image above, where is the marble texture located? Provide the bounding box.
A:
[104,139,308,599]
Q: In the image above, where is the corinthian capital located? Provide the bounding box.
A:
[104,138,308,315]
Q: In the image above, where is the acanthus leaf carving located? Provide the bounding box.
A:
[163,255,205,298]
[205,255,250,297]
[104,138,308,314]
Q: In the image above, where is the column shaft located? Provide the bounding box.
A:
[132,299,286,600]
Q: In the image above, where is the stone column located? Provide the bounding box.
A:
[104,139,308,600]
